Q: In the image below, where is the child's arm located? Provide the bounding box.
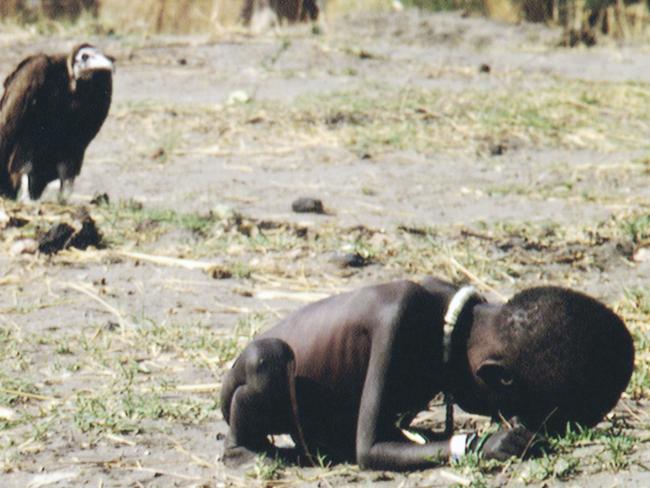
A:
[354,290,537,470]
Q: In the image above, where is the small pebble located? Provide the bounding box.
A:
[489,143,506,156]
[291,197,324,214]
[633,247,650,263]
[329,252,368,269]
[227,90,250,105]
[10,238,38,256]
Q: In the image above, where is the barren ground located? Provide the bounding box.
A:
[0,9,649,487]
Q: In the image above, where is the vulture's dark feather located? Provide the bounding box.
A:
[0,44,112,200]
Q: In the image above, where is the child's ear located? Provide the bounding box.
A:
[477,360,515,390]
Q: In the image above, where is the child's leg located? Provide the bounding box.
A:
[221,338,301,466]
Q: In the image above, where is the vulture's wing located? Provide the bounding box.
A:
[0,55,52,174]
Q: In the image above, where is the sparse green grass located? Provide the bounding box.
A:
[99,79,650,165]
[99,200,219,245]
[452,450,507,487]
[0,17,649,485]
[281,81,650,156]
[251,454,286,481]
[0,372,44,404]
[73,390,217,435]
[0,192,648,486]
[521,453,581,483]
[622,215,650,246]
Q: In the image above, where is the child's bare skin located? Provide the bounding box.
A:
[220,277,634,471]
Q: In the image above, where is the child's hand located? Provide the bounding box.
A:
[478,424,543,461]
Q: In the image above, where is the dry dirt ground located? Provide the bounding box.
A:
[0,9,650,487]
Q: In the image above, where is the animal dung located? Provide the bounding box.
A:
[291,197,324,214]
[37,215,103,255]
[38,223,76,255]
[68,216,103,250]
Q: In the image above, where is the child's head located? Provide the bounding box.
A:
[456,287,634,433]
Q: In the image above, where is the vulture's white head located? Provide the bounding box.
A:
[72,45,114,80]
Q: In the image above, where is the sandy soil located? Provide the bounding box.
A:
[0,9,649,487]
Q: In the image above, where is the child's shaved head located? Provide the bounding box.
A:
[496,287,634,432]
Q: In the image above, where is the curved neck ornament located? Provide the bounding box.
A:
[443,285,479,437]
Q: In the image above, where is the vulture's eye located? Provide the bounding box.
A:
[81,53,89,62]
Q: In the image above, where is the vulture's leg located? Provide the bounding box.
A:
[56,161,77,204]
[17,174,32,203]
[57,178,75,204]
[26,174,50,201]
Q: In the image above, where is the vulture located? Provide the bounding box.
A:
[0,44,113,201]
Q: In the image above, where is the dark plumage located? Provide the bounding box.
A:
[0,43,113,201]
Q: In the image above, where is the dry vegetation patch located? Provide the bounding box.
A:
[1,196,648,485]
[0,5,649,487]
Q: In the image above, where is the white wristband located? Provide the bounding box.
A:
[449,434,468,461]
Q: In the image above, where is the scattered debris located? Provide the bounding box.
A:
[150,147,166,160]
[292,197,324,214]
[38,223,76,255]
[210,266,233,280]
[10,238,38,256]
[398,225,430,236]
[212,204,237,220]
[489,142,507,156]
[0,407,18,421]
[227,90,251,105]
[633,247,650,263]
[329,252,370,269]
[37,216,103,255]
[28,470,79,488]
[482,136,523,157]
[479,63,491,73]
[90,192,110,206]
[68,216,103,250]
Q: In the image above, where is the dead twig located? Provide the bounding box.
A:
[115,250,219,272]
[0,387,57,402]
[446,257,507,301]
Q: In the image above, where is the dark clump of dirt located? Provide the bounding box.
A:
[38,216,104,255]
[69,216,104,250]
[38,223,76,255]
[292,197,325,214]
[329,252,371,269]
[90,192,110,206]
[489,142,507,156]
[324,111,367,127]
[481,135,523,157]
[7,216,29,228]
